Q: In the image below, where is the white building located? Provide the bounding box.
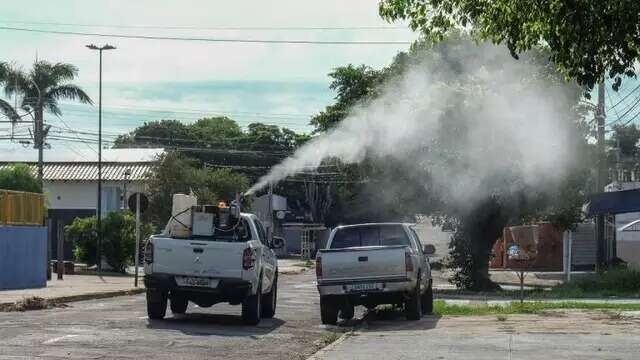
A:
[0,148,163,261]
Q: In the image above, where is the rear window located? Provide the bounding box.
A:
[330,225,410,249]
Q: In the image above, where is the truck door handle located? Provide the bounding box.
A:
[193,248,204,253]
[358,256,368,262]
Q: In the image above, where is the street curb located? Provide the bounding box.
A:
[0,288,146,312]
[306,331,352,360]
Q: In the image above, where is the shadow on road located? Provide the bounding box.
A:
[361,307,442,331]
[147,312,285,336]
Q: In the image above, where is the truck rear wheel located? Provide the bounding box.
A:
[421,281,433,315]
[339,304,354,320]
[242,281,262,325]
[146,289,167,320]
[320,296,338,325]
[405,277,422,321]
[261,274,277,319]
[170,295,188,314]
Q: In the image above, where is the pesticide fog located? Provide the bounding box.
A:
[247,42,578,210]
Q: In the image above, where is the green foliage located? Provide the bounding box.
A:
[3,61,92,117]
[310,65,385,132]
[554,268,640,296]
[608,124,640,157]
[379,0,640,92]
[113,120,191,147]
[65,212,154,272]
[146,152,250,226]
[0,164,42,193]
[433,300,640,316]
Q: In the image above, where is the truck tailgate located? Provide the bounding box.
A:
[152,237,245,278]
[319,245,407,282]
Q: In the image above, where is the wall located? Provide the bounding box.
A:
[45,181,145,211]
[0,225,47,290]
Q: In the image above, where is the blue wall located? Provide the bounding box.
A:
[0,226,47,290]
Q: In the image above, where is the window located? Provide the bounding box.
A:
[255,220,268,245]
[330,225,410,249]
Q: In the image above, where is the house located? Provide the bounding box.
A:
[0,148,163,261]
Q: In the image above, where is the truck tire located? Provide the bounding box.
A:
[242,281,262,325]
[261,274,278,319]
[170,295,188,314]
[320,296,338,325]
[146,289,167,320]
[421,281,434,315]
[339,304,354,320]
[405,277,422,321]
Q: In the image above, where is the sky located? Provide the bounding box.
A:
[0,0,418,161]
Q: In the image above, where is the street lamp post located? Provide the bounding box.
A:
[86,43,116,274]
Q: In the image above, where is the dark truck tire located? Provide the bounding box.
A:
[146,289,167,320]
[170,295,188,314]
[242,281,262,325]
[339,304,354,320]
[405,276,422,321]
[320,296,339,325]
[261,274,278,319]
[421,281,434,315]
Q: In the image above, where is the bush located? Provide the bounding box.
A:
[553,267,640,296]
[66,211,154,273]
[0,163,42,193]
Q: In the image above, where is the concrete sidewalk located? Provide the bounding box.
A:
[312,311,640,360]
[0,274,140,306]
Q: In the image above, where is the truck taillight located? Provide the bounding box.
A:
[405,252,413,272]
[242,247,256,270]
[316,256,322,277]
[144,241,154,264]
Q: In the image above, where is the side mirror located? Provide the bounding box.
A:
[271,236,285,249]
[423,244,436,256]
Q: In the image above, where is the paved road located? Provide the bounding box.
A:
[0,271,341,360]
[315,309,640,360]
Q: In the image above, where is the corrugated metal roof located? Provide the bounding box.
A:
[0,162,155,181]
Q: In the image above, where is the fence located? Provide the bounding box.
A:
[0,189,45,226]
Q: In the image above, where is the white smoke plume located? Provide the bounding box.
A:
[247,42,579,209]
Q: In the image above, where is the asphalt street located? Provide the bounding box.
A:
[0,271,343,360]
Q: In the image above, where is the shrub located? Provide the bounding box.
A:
[66,211,154,273]
[553,267,640,296]
[0,163,42,193]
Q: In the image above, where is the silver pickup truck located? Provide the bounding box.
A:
[315,223,434,324]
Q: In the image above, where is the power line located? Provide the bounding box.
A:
[0,26,414,45]
[0,19,406,31]
[606,82,640,111]
[606,94,640,127]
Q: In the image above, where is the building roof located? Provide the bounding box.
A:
[587,188,640,216]
[0,148,165,162]
[0,162,155,181]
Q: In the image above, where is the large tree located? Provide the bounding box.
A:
[145,152,250,226]
[310,36,591,290]
[379,0,640,92]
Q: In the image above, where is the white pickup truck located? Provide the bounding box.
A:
[143,213,283,325]
[315,223,434,324]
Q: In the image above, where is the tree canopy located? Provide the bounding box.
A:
[379,0,640,92]
[0,164,42,193]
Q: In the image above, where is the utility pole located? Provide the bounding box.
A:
[595,79,607,271]
[268,182,274,243]
[86,44,116,274]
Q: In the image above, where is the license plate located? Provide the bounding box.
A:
[175,276,219,288]
[348,283,378,292]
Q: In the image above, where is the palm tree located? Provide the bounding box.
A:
[5,60,93,122]
[0,61,19,121]
[3,61,93,183]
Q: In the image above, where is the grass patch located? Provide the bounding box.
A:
[433,300,640,316]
